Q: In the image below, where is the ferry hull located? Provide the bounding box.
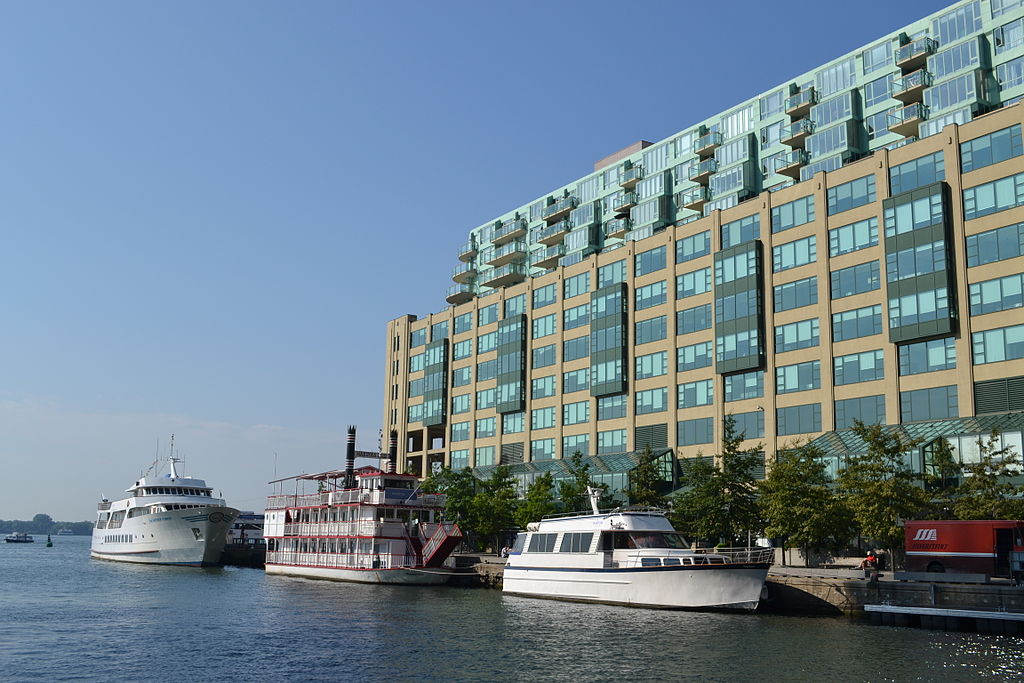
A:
[502,563,769,611]
[265,562,451,585]
[91,507,238,567]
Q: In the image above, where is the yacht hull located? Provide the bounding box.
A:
[91,506,238,566]
[265,562,451,585]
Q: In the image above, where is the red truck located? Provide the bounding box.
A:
[904,520,1024,582]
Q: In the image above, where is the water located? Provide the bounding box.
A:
[3,536,1023,682]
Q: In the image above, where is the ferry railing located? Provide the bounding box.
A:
[267,489,446,510]
[266,550,417,570]
[692,546,774,564]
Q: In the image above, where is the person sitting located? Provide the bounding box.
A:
[859,550,879,570]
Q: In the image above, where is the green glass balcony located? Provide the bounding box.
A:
[457,239,477,262]
[781,119,815,148]
[446,283,474,305]
[491,217,527,246]
[774,149,809,179]
[688,158,718,184]
[533,219,571,246]
[895,37,936,72]
[891,69,932,104]
[481,263,527,288]
[888,103,928,138]
[693,131,723,157]
[542,196,578,223]
[605,217,631,238]
[451,261,477,284]
[612,191,638,213]
[619,164,644,189]
[785,88,818,117]
[532,244,566,269]
[678,186,710,212]
[486,240,527,267]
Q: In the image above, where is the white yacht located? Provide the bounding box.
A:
[503,489,772,611]
[91,452,238,566]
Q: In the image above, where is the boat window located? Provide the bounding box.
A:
[663,557,681,566]
[511,534,526,554]
[640,557,662,567]
[527,533,558,552]
[558,532,594,553]
[623,532,689,549]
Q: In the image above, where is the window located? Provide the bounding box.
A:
[677,267,711,298]
[476,417,496,438]
[563,434,590,457]
[835,395,886,430]
[533,314,556,339]
[598,429,627,454]
[774,276,818,312]
[863,74,893,107]
[834,350,885,385]
[475,446,495,467]
[478,304,498,327]
[677,341,713,372]
[885,239,947,282]
[407,403,422,423]
[450,421,470,442]
[410,329,426,348]
[714,252,756,285]
[504,295,525,318]
[563,369,590,394]
[830,261,880,299]
[996,55,1024,89]
[564,272,590,300]
[964,172,1024,220]
[478,332,498,354]
[816,56,856,97]
[501,412,523,435]
[454,312,473,334]
[832,305,882,341]
[715,289,759,324]
[829,217,878,256]
[775,318,819,353]
[888,288,950,328]
[531,439,555,461]
[532,375,556,399]
[635,281,667,311]
[598,394,627,420]
[777,403,822,436]
[771,196,815,233]
[899,338,956,375]
[973,324,1024,364]
[563,335,590,362]
[900,385,958,422]
[636,387,668,414]
[677,379,713,408]
[965,222,1024,266]
[532,344,556,369]
[453,339,473,360]
[450,449,469,469]
[636,351,668,379]
[564,303,590,330]
[676,231,710,263]
[408,378,423,398]
[721,214,760,249]
[866,110,891,141]
[677,304,712,335]
[451,394,470,414]
[598,260,626,287]
[760,89,785,117]
[929,38,981,80]
[932,1,981,46]
[527,533,557,553]
[969,273,1024,315]
[772,235,816,272]
[635,245,666,276]
[563,401,590,426]
[452,366,472,387]
[591,325,623,354]
[776,360,821,394]
[533,284,557,310]
[993,0,1024,18]
[592,357,623,389]
[827,176,876,215]
[731,411,765,439]
[716,329,760,363]
[924,72,981,114]
[889,152,945,196]
[635,316,667,345]
[761,120,784,149]
[677,418,714,446]
[724,370,764,402]
[961,126,1023,173]
[477,359,497,381]
[883,188,944,236]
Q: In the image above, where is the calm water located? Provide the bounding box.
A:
[2,536,1023,682]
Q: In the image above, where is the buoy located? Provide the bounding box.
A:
[46,534,52,547]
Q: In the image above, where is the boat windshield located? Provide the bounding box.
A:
[604,531,689,550]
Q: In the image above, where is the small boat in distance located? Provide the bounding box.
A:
[56,529,74,536]
[503,488,772,611]
[4,532,34,543]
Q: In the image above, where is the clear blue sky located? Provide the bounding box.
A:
[0,0,947,519]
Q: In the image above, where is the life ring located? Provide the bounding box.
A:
[209,512,224,523]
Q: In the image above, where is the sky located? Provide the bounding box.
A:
[0,0,950,520]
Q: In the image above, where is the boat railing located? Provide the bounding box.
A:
[265,550,418,570]
[540,505,667,520]
[281,521,383,537]
[692,546,774,564]
[267,489,446,510]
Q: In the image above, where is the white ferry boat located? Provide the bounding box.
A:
[91,450,238,566]
[503,489,772,611]
[263,427,463,585]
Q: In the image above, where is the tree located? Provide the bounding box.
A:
[626,445,665,507]
[954,431,1024,520]
[515,473,558,528]
[557,451,610,513]
[467,466,518,551]
[923,436,962,520]
[760,443,855,566]
[31,514,53,533]
[669,416,762,545]
[421,467,477,524]
[838,421,931,565]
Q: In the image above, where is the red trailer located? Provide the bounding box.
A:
[904,520,1024,582]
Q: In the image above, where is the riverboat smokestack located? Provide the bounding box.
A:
[387,430,397,474]
[345,425,356,489]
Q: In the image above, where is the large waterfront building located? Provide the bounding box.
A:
[385,0,1024,495]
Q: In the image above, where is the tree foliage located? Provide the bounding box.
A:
[954,432,1024,520]
[421,466,477,524]
[467,466,518,551]
[557,451,611,513]
[626,445,665,507]
[514,472,558,528]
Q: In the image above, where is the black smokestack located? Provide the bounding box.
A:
[387,430,398,474]
[345,425,356,489]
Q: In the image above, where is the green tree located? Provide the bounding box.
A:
[31,513,53,534]
[515,473,558,528]
[557,451,610,512]
[421,466,477,524]
[838,421,931,565]
[760,443,855,566]
[923,436,962,519]
[626,445,665,507]
[670,416,762,545]
[954,432,1024,520]
[467,466,518,551]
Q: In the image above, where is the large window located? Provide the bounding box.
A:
[898,337,956,375]
[830,261,880,299]
[677,268,712,298]
[452,366,472,387]
[477,358,497,381]
[454,312,473,334]
[502,412,524,435]
[774,276,818,312]
[598,260,626,287]
[563,401,590,426]
[835,395,885,430]
[965,223,1024,266]
[676,231,710,263]
[598,429,627,454]
[677,379,713,408]
[884,188,944,236]
[862,41,892,74]
[889,152,945,196]
[478,304,499,327]
[931,1,981,46]
[721,214,760,248]
[475,388,495,411]
[996,55,1024,89]
[677,418,714,446]
[677,341,713,372]
[963,172,1024,220]
[532,284,557,310]
[772,235,816,272]
[714,251,757,285]
[827,175,876,215]
[451,393,471,414]
[969,273,1024,315]
[532,375,556,399]
[715,289,759,324]
[961,125,1023,173]
[776,403,822,436]
[531,439,555,461]
[888,288,950,328]
[677,304,712,335]
[410,328,426,348]
[900,385,958,422]
[635,245,666,277]
[563,369,590,394]
[775,318,819,353]
[635,316,667,345]
[533,314,557,339]
[532,344,556,369]
[834,349,885,385]
[929,38,981,80]
[453,339,473,360]
[563,335,590,362]
[564,272,590,300]
[885,239,947,282]
[636,351,668,379]
[731,411,765,439]
[636,387,669,414]
[504,295,525,318]
[829,217,878,257]
[635,281,667,311]
[771,196,815,233]
[478,332,498,354]
[776,360,821,394]
[724,370,763,402]
[832,305,882,341]
[450,421,470,442]
[598,394,627,420]
[973,324,1024,364]
[716,329,760,363]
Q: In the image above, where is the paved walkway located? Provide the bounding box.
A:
[769,565,896,582]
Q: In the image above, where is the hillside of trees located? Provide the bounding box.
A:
[1,514,92,536]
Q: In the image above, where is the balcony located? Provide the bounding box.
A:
[678,186,711,212]
[612,191,638,213]
[491,217,527,246]
[533,219,571,246]
[620,164,644,189]
[486,240,527,267]
[773,149,809,179]
[457,240,477,262]
[890,69,932,104]
[888,103,928,138]
[542,197,578,223]
[895,37,937,72]
[605,217,631,239]
[481,263,527,288]
[532,244,565,270]
[781,119,815,148]
[451,261,477,284]
[446,283,474,305]
[785,88,818,118]
[688,158,719,185]
[693,131,723,157]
